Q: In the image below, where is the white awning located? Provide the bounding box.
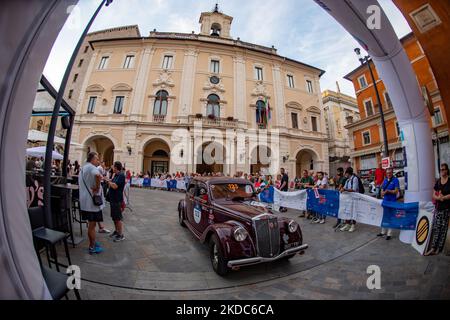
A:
[26,146,63,160]
[27,129,81,146]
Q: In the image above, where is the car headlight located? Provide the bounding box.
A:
[288,220,298,233]
[233,227,248,242]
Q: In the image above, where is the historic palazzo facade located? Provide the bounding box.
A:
[67,7,329,177]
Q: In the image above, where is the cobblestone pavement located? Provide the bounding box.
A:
[59,188,450,300]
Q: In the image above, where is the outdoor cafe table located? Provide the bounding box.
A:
[51,183,83,246]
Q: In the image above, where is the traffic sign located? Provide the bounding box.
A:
[382,157,391,169]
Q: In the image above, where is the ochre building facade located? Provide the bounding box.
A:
[67,8,329,177]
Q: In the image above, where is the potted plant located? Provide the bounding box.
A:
[195,113,203,119]
[208,114,216,120]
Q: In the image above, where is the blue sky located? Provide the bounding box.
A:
[44,0,412,97]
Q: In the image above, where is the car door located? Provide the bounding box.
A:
[191,182,211,233]
[185,181,196,225]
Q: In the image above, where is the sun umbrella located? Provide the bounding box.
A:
[26,146,63,160]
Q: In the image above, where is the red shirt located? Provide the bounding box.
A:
[375,168,385,186]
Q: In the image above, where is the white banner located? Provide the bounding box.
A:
[351,193,384,227]
[151,179,167,188]
[338,192,355,221]
[176,180,186,190]
[274,188,307,211]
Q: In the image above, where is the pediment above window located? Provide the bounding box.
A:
[153,71,175,88]
[306,106,321,114]
[86,84,105,93]
[111,83,132,92]
[286,101,303,110]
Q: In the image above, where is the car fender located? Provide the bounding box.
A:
[278,217,303,245]
[178,199,186,215]
[201,222,256,260]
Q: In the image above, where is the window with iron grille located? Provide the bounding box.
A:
[113,96,124,114]
[153,90,168,116]
[291,113,298,129]
[87,97,96,114]
[162,55,173,69]
[255,67,263,81]
[98,56,109,69]
[210,60,220,73]
[123,55,135,69]
[287,75,295,88]
[306,80,314,93]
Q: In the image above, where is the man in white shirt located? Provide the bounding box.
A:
[79,152,105,254]
[339,167,359,232]
[313,171,328,224]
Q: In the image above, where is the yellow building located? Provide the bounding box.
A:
[67,7,329,177]
[322,87,359,175]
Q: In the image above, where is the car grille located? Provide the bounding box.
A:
[253,215,280,258]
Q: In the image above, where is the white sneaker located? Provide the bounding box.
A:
[340,224,350,231]
[98,228,111,234]
[319,219,325,224]
[348,224,355,232]
[312,218,320,224]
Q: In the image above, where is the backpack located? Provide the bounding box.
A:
[351,175,365,194]
[357,176,365,194]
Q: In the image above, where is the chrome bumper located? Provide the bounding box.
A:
[227,244,309,268]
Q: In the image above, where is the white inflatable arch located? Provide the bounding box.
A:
[0,0,434,299]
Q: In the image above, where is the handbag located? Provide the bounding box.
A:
[80,168,103,206]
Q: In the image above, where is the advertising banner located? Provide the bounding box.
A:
[307,189,339,218]
[381,200,419,230]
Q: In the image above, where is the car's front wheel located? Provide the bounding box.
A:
[178,203,186,227]
[209,234,228,276]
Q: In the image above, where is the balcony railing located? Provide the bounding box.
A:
[188,115,238,128]
[153,114,166,123]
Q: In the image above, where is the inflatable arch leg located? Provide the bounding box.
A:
[315,0,435,243]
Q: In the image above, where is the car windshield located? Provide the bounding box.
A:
[210,183,255,200]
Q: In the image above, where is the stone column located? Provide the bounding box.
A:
[233,55,247,122]
[76,51,98,117]
[130,47,154,120]
[178,49,198,122]
[272,64,286,131]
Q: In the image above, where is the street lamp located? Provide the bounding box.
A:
[354,48,389,159]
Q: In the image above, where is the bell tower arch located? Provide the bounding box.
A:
[199,4,233,39]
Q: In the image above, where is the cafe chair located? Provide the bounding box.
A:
[28,206,72,272]
[41,266,81,300]
[71,189,87,237]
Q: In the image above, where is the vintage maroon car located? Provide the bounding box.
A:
[178,177,308,275]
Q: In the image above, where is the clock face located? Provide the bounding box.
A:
[210,76,220,84]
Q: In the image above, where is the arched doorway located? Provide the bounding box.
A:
[196,141,225,174]
[250,145,272,175]
[83,136,115,167]
[143,139,170,176]
[295,150,317,178]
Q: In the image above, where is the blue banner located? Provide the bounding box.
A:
[307,189,340,218]
[259,186,274,203]
[167,179,177,189]
[143,178,151,187]
[381,200,419,230]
